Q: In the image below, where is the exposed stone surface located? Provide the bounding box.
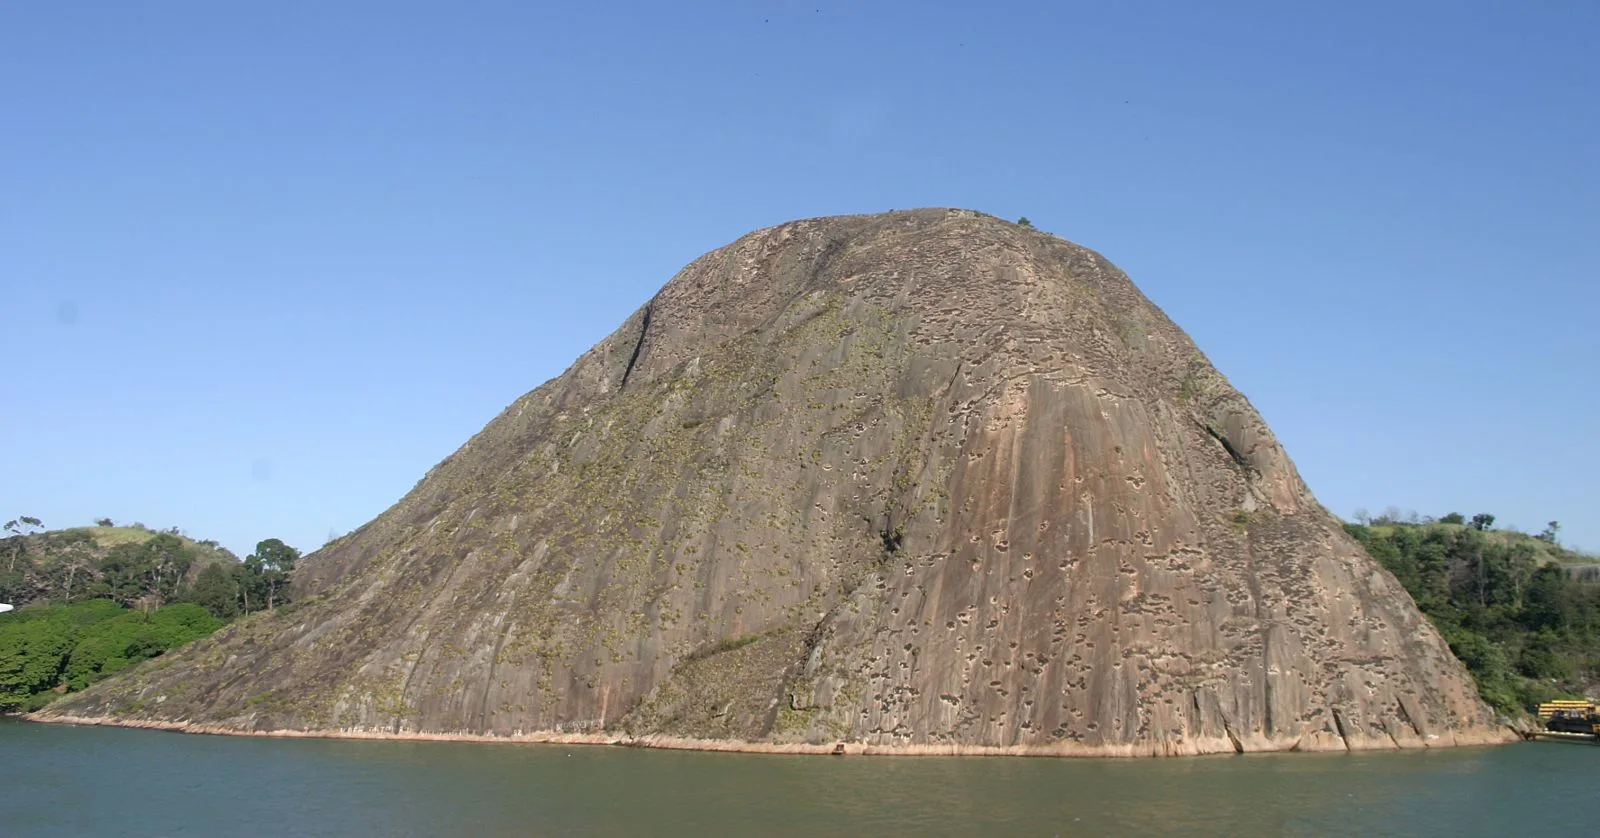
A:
[38,209,1512,754]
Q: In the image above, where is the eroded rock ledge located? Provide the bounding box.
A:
[29,714,1518,756]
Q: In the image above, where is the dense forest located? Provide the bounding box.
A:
[0,517,300,712]
[0,601,220,712]
[1344,511,1600,716]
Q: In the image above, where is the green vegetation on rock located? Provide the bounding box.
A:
[1345,512,1600,715]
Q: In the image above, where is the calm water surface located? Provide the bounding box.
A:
[1,718,1591,836]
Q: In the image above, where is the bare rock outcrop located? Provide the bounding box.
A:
[39,209,1512,754]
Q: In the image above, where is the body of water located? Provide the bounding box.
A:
[1,718,1591,836]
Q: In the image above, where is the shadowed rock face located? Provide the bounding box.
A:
[43,209,1508,753]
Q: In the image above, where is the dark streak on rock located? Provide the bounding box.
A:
[620,303,653,391]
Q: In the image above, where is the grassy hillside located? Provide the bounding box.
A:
[1360,522,1596,568]
[67,525,238,566]
[1345,513,1600,716]
[2,522,238,607]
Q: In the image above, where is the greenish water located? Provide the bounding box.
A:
[0,719,1591,837]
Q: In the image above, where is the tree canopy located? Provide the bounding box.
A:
[0,600,221,711]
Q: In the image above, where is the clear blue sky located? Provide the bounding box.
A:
[3,1,1595,557]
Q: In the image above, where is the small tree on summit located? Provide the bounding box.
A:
[1469,513,1496,531]
[3,517,42,537]
[1017,216,1034,228]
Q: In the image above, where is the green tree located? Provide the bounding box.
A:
[183,563,240,620]
[41,530,98,603]
[93,534,195,608]
[245,539,300,611]
[140,534,194,602]
[0,619,74,710]
[1469,513,1496,531]
[62,604,221,690]
[1523,565,1574,633]
[1439,512,1466,525]
[1518,630,1571,680]
[3,516,43,536]
[95,543,151,606]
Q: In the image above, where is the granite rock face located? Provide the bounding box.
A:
[43,209,1509,753]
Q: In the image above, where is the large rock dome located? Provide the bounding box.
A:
[41,209,1511,755]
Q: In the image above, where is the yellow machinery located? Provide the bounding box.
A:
[1534,700,1600,738]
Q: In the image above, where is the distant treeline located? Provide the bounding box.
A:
[2,519,296,617]
[1344,512,1600,715]
[0,517,300,712]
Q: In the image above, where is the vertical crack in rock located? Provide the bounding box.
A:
[619,302,653,391]
[1198,421,1255,473]
[1219,705,1245,754]
[1381,719,1403,749]
[1395,697,1425,738]
[1332,708,1352,752]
